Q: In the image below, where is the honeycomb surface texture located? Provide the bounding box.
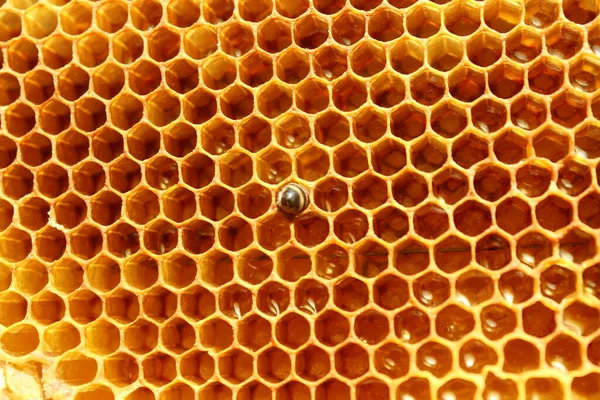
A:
[1,0,600,398]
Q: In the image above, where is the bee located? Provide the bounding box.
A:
[277,183,309,215]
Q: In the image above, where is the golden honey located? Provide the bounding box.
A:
[0,0,599,399]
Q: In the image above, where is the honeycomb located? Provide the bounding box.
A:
[1,0,600,398]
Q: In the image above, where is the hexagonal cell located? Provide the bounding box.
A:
[145,156,179,190]
[292,213,328,249]
[330,9,364,46]
[103,352,139,388]
[0,9,21,42]
[551,90,587,129]
[0,227,31,263]
[258,18,291,53]
[123,318,158,355]
[14,258,47,295]
[452,200,491,237]
[217,216,252,252]
[333,209,369,244]
[141,286,177,323]
[257,347,290,383]
[256,212,289,251]
[197,250,233,288]
[404,2,440,38]
[522,301,556,338]
[147,27,180,62]
[160,317,195,355]
[87,256,120,293]
[296,346,330,382]
[413,272,450,308]
[35,227,66,262]
[43,321,80,357]
[525,378,564,400]
[294,78,329,115]
[486,62,524,101]
[433,236,470,275]
[413,203,449,240]
[220,22,254,58]
[35,226,66,262]
[36,163,68,199]
[544,333,582,373]
[449,133,487,171]
[124,188,159,225]
[474,233,510,271]
[333,142,368,178]
[128,60,161,96]
[528,57,565,95]
[85,319,120,355]
[315,244,348,280]
[505,27,542,63]
[352,241,387,279]
[146,90,180,127]
[480,304,517,340]
[334,343,369,380]
[218,349,253,384]
[236,183,271,221]
[416,341,452,378]
[53,131,86,167]
[473,164,512,202]
[42,36,72,71]
[410,71,445,106]
[31,290,65,325]
[275,47,309,84]
[90,63,125,100]
[219,151,253,188]
[492,129,527,166]
[364,7,401,42]
[108,157,142,195]
[179,349,214,385]
[351,108,386,144]
[0,292,27,327]
[105,288,139,324]
[110,94,143,130]
[217,283,251,320]
[393,239,430,276]
[123,253,158,290]
[163,59,198,95]
[275,246,311,282]
[498,268,534,305]
[459,339,498,373]
[313,310,349,347]
[50,258,83,295]
[371,207,408,244]
[349,42,385,78]
[219,85,254,120]
[142,352,177,386]
[560,227,596,264]
[575,122,600,159]
[332,75,367,112]
[434,304,475,341]
[70,224,102,260]
[569,54,600,93]
[389,37,424,75]
[351,174,387,211]
[471,98,508,134]
[536,195,573,232]
[258,82,292,119]
[572,373,600,400]
[8,38,39,74]
[237,314,271,352]
[54,352,98,386]
[427,34,464,72]
[312,178,347,214]
[39,99,70,136]
[0,135,17,169]
[237,118,270,154]
[22,70,53,106]
[18,196,49,231]
[515,162,552,199]
[313,45,347,82]
[202,53,236,90]
[143,219,178,255]
[332,277,368,312]
[545,22,583,62]
[159,252,196,289]
[272,114,309,150]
